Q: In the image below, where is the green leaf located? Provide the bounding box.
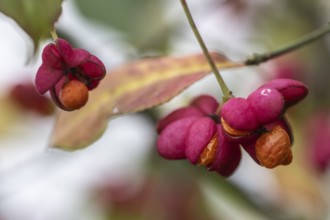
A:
[50,52,241,150]
[199,176,274,220]
[0,0,62,49]
[74,0,169,51]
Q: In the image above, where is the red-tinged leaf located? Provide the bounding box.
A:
[50,52,241,150]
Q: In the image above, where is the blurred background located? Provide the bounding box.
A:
[1,0,330,219]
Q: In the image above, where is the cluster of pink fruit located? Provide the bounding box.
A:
[35,39,106,111]
[33,38,311,177]
[156,79,308,177]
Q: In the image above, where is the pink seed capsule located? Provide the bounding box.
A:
[221,98,259,131]
[35,37,106,111]
[247,88,284,125]
[258,79,308,107]
[208,126,241,177]
[157,107,204,133]
[157,116,200,159]
[185,117,217,164]
[190,95,219,115]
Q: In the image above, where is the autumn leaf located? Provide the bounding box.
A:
[0,0,62,49]
[50,52,242,150]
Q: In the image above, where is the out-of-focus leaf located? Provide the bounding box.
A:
[0,0,62,49]
[95,172,213,220]
[0,97,20,137]
[50,52,241,150]
[200,173,290,220]
[273,130,327,219]
[74,0,169,51]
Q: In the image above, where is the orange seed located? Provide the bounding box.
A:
[59,80,89,111]
[255,125,292,168]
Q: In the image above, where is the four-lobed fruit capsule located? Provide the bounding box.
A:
[35,38,106,111]
[156,79,308,176]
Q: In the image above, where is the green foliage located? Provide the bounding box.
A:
[0,0,62,49]
[74,0,170,51]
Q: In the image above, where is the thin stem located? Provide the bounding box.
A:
[179,0,232,102]
[50,28,59,41]
[245,23,330,65]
